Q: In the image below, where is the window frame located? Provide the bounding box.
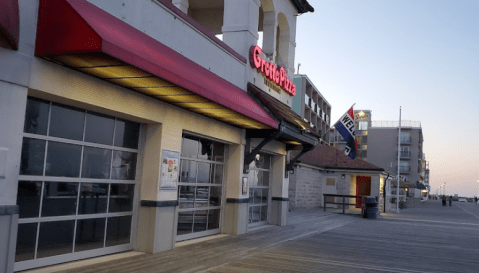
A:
[16,97,144,270]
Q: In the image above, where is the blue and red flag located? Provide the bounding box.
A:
[334,107,357,159]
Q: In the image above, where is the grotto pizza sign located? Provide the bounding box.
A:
[249,45,296,96]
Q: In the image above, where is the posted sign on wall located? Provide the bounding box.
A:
[160,149,180,189]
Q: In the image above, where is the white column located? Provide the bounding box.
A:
[0,82,28,273]
[222,0,260,58]
[223,131,249,235]
[261,11,277,58]
[172,0,189,14]
[270,154,288,226]
[136,123,182,253]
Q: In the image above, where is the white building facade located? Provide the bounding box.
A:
[0,0,315,272]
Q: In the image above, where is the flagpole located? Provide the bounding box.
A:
[396,106,401,213]
[321,103,356,139]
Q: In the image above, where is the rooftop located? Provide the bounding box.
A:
[292,145,384,171]
[371,120,421,128]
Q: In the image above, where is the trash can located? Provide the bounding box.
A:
[364,196,378,219]
[361,196,367,218]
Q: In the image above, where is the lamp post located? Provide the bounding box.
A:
[396,107,401,213]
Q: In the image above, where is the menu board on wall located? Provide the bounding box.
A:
[160,149,180,189]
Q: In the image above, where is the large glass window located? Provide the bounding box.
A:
[248,151,271,227]
[49,103,85,141]
[16,97,140,264]
[400,132,411,144]
[20,138,46,176]
[45,142,82,177]
[23,97,49,135]
[358,121,368,131]
[177,135,225,241]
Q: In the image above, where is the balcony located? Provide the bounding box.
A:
[398,136,411,144]
[397,151,411,158]
[357,150,367,158]
[396,166,410,173]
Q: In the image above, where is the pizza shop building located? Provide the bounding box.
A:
[0,0,315,271]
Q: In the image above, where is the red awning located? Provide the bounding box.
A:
[248,83,316,134]
[0,0,19,50]
[35,0,278,130]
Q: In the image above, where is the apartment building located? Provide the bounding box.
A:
[292,74,332,141]
[330,111,426,191]
[330,109,371,160]
[367,120,425,189]
[0,0,315,271]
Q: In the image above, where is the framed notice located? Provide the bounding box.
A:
[160,149,180,189]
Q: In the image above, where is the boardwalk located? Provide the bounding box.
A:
[27,200,479,273]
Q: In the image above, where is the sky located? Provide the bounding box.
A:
[294,0,479,197]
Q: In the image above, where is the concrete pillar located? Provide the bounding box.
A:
[135,123,182,253]
[222,0,260,58]
[0,82,28,273]
[172,0,188,14]
[261,11,276,58]
[285,38,295,77]
[269,154,288,226]
[222,131,249,235]
[371,174,380,199]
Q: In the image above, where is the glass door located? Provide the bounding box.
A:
[248,152,271,227]
[16,97,141,271]
[177,135,225,241]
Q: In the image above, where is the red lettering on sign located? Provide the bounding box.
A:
[249,45,296,96]
[250,46,262,69]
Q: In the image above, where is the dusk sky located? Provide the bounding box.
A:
[294,0,479,197]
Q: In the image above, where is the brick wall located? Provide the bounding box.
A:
[289,167,322,210]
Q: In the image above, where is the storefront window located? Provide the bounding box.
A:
[177,135,225,240]
[41,182,79,217]
[114,119,140,149]
[248,151,271,227]
[84,112,115,145]
[45,142,82,177]
[23,97,49,135]
[75,218,106,252]
[49,103,85,141]
[16,97,140,263]
[20,138,45,176]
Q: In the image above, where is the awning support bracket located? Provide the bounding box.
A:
[285,144,315,178]
[243,130,283,174]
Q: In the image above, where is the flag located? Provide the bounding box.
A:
[334,107,358,159]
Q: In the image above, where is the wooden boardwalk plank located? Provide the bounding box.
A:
[50,202,479,273]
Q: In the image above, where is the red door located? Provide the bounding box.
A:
[356,176,371,207]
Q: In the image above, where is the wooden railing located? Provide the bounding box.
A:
[323,194,367,214]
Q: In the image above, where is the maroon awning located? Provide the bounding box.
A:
[35,0,278,130]
[0,0,19,50]
[248,83,317,135]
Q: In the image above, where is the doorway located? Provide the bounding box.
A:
[355,176,371,207]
